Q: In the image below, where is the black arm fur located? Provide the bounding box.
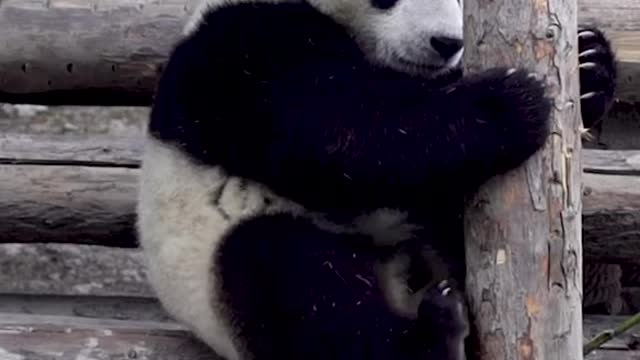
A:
[149,2,552,212]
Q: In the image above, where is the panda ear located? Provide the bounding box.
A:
[370,0,398,10]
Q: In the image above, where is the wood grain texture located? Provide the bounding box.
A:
[0,244,152,297]
[462,0,583,358]
[0,294,169,322]
[0,313,218,360]
[583,173,640,264]
[0,133,638,260]
[0,164,139,247]
[0,0,199,105]
[0,133,142,167]
[584,149,640,175]
[0,0,637,105]
[0,312,631,360]
[0,131,627,170]
[584,315,640,353]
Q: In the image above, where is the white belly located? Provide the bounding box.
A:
[136,136,300,360]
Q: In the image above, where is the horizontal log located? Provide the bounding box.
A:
[0,133,142,167]
[0,294,169,322]
[0,134,639,261]
[0,0,638,105]
[0,243,152,297]
[3,134,638,171]
[584,315,640,356]
[584,149,640,175]
[0,164,139,248]
[0,313,218,360]
[583,173,640,263]
[0,312,632,359]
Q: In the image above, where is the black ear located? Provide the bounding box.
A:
[370,0,398,10]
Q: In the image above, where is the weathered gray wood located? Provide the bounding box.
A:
[0,132,621,170]
[0,313,218,360]
[0,313,631,360]
[0,244,152,297]
[0,132,624,168]
[584,351,640,360]
[0,133,142,167]
[584,315,640,352]
[579,0,640,32]
[0,294,170,322]
[583,173,640,264]
[0,0,196,105]
[0,0,637,105]
[584,149,640,175]
[0,164,139,247]
[0,133,639,260]
[462,0,583,359]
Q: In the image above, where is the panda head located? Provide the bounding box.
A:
[307,0,464,76]
[185,0,464,77]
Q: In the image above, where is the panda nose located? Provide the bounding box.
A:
[430,36,464,60]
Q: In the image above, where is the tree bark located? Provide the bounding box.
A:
[462,0,583,359]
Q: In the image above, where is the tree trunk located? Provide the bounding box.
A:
[462,0,583,359]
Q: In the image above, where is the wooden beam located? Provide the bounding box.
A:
[583,149,640,176]
[0,133,142,167]
[584,315,640,356]
[0,0,637,105]
[0,163,139,248]
[583,173,640,264]
[0,0,192,106]
[0,313,632,360]
[0,313,218,360]
[0,133,639,262]
[0,243,152,297]
[579,0,640,33]
[0,294,169,322]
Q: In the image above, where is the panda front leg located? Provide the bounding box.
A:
[430,67,552,190]
[416,280,470,360]
[216,213,468,360]
[577,26,617,142]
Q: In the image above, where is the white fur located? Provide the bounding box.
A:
[142,0,464,357]
[138,137,305,360]
[138,137,417,359]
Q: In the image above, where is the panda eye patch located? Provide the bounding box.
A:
[371,0,398,10]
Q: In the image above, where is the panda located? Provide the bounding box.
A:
[136,0,617,359]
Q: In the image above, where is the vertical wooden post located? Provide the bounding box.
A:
[462,0,583,359]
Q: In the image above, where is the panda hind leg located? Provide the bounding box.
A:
[577,26,617,137]
[216,213,469,360]
[395,279,469,360]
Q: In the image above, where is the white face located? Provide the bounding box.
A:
[308,0,464,76]
[185,0,464,76]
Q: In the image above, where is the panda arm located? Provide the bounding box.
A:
[267,66,552,208]
[150,2,551,211]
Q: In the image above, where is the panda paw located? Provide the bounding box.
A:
[418,280,469,346]
[462,67,551,172]
[578,26,617,130]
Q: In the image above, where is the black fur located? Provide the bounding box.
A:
[578,26,618,131]
[150,2,551,214]
[148,2,617,359]
[217,213,468,360]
